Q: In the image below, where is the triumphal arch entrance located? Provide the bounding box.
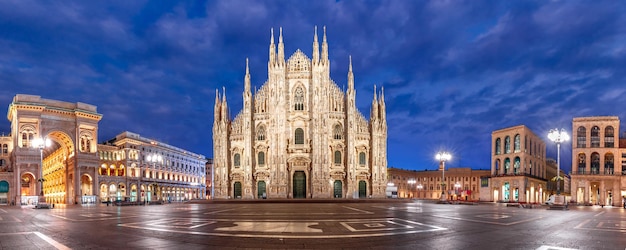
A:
[6,94,102,205]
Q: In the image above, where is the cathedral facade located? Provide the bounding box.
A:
[212,27,388,199]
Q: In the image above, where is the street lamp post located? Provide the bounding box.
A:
[548,128,569,195]
[408,179,416,199]
[32,137,51,208]
[436,152,451,201]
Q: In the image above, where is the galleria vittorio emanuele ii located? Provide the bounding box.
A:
[212,27,388,199]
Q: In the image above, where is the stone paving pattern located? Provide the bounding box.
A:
[0,200,625,249]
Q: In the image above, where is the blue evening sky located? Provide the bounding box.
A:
[1,1,625,172]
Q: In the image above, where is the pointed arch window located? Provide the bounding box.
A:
[495,138,501,155]
[294,86,305,111]
[257,126,266,141]
[359,152,366,165]
[504,136,511,154]
[295,128,304,144]
[577,126,586,148]
[333,124,343,140]
[258,152,265,166]
[334,151,342,164]
[514,134,521,153]
[605,126,614,147]
[234,153,241,167]
[590,126,600,148]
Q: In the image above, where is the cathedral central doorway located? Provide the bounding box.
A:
[293,171,306,198]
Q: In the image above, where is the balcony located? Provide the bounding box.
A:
[570,169,617,176]
[287,142,311,153]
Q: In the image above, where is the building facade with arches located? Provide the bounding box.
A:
[490,125,550,203]
[213,27,388,199]
[570,116,624,206]
[97,131,206,203]
[4,94,102,205]
[0,94,206,206]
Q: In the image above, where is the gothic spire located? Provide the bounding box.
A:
[269,28,276,65]
[347,55,354,91]
[321,26,328,64]
[312,26,319,64]
[380,86,386,121]
[221,87,228,122]
[214,89,221,122]
[371,85,378,121]
[244,58,251,94]
[278,27,285,64]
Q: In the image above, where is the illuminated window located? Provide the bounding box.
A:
[504,136,511,154]
[514,134,520,153]
[495,138,501,155]
[591,126,600,147]
[577,126,586,148]
[605,126,614,147]
[504,158,510,174]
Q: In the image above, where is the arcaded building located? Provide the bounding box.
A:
[213,27,388,199]
[571,116,624,206]
[0,94,205,206]
[97,132,206,203]
[387,167,489,201]
[490,125,548,203]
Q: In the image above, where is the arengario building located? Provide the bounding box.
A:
[0,94,206,206]
[212,27,388,199]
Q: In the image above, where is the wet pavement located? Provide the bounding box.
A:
[0,200,625,249]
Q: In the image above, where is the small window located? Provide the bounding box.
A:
[295,128,304,144]
[257,126,265,141]
[359,152,366,165]
[333,124,343,140]
[294,86,305,111]
[258,152,265,165]
[334,151,342,164]
[234,153,241,167]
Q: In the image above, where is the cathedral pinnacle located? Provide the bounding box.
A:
[244,58,251,93]
[322,26,328,64]
[348,55,354,91]
[278,27,285,64]
[269,28,276,64]
[313,26,319,64]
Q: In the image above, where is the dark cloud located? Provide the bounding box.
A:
[1,0,625,172]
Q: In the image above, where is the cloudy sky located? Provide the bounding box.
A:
[1,1,624,172]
